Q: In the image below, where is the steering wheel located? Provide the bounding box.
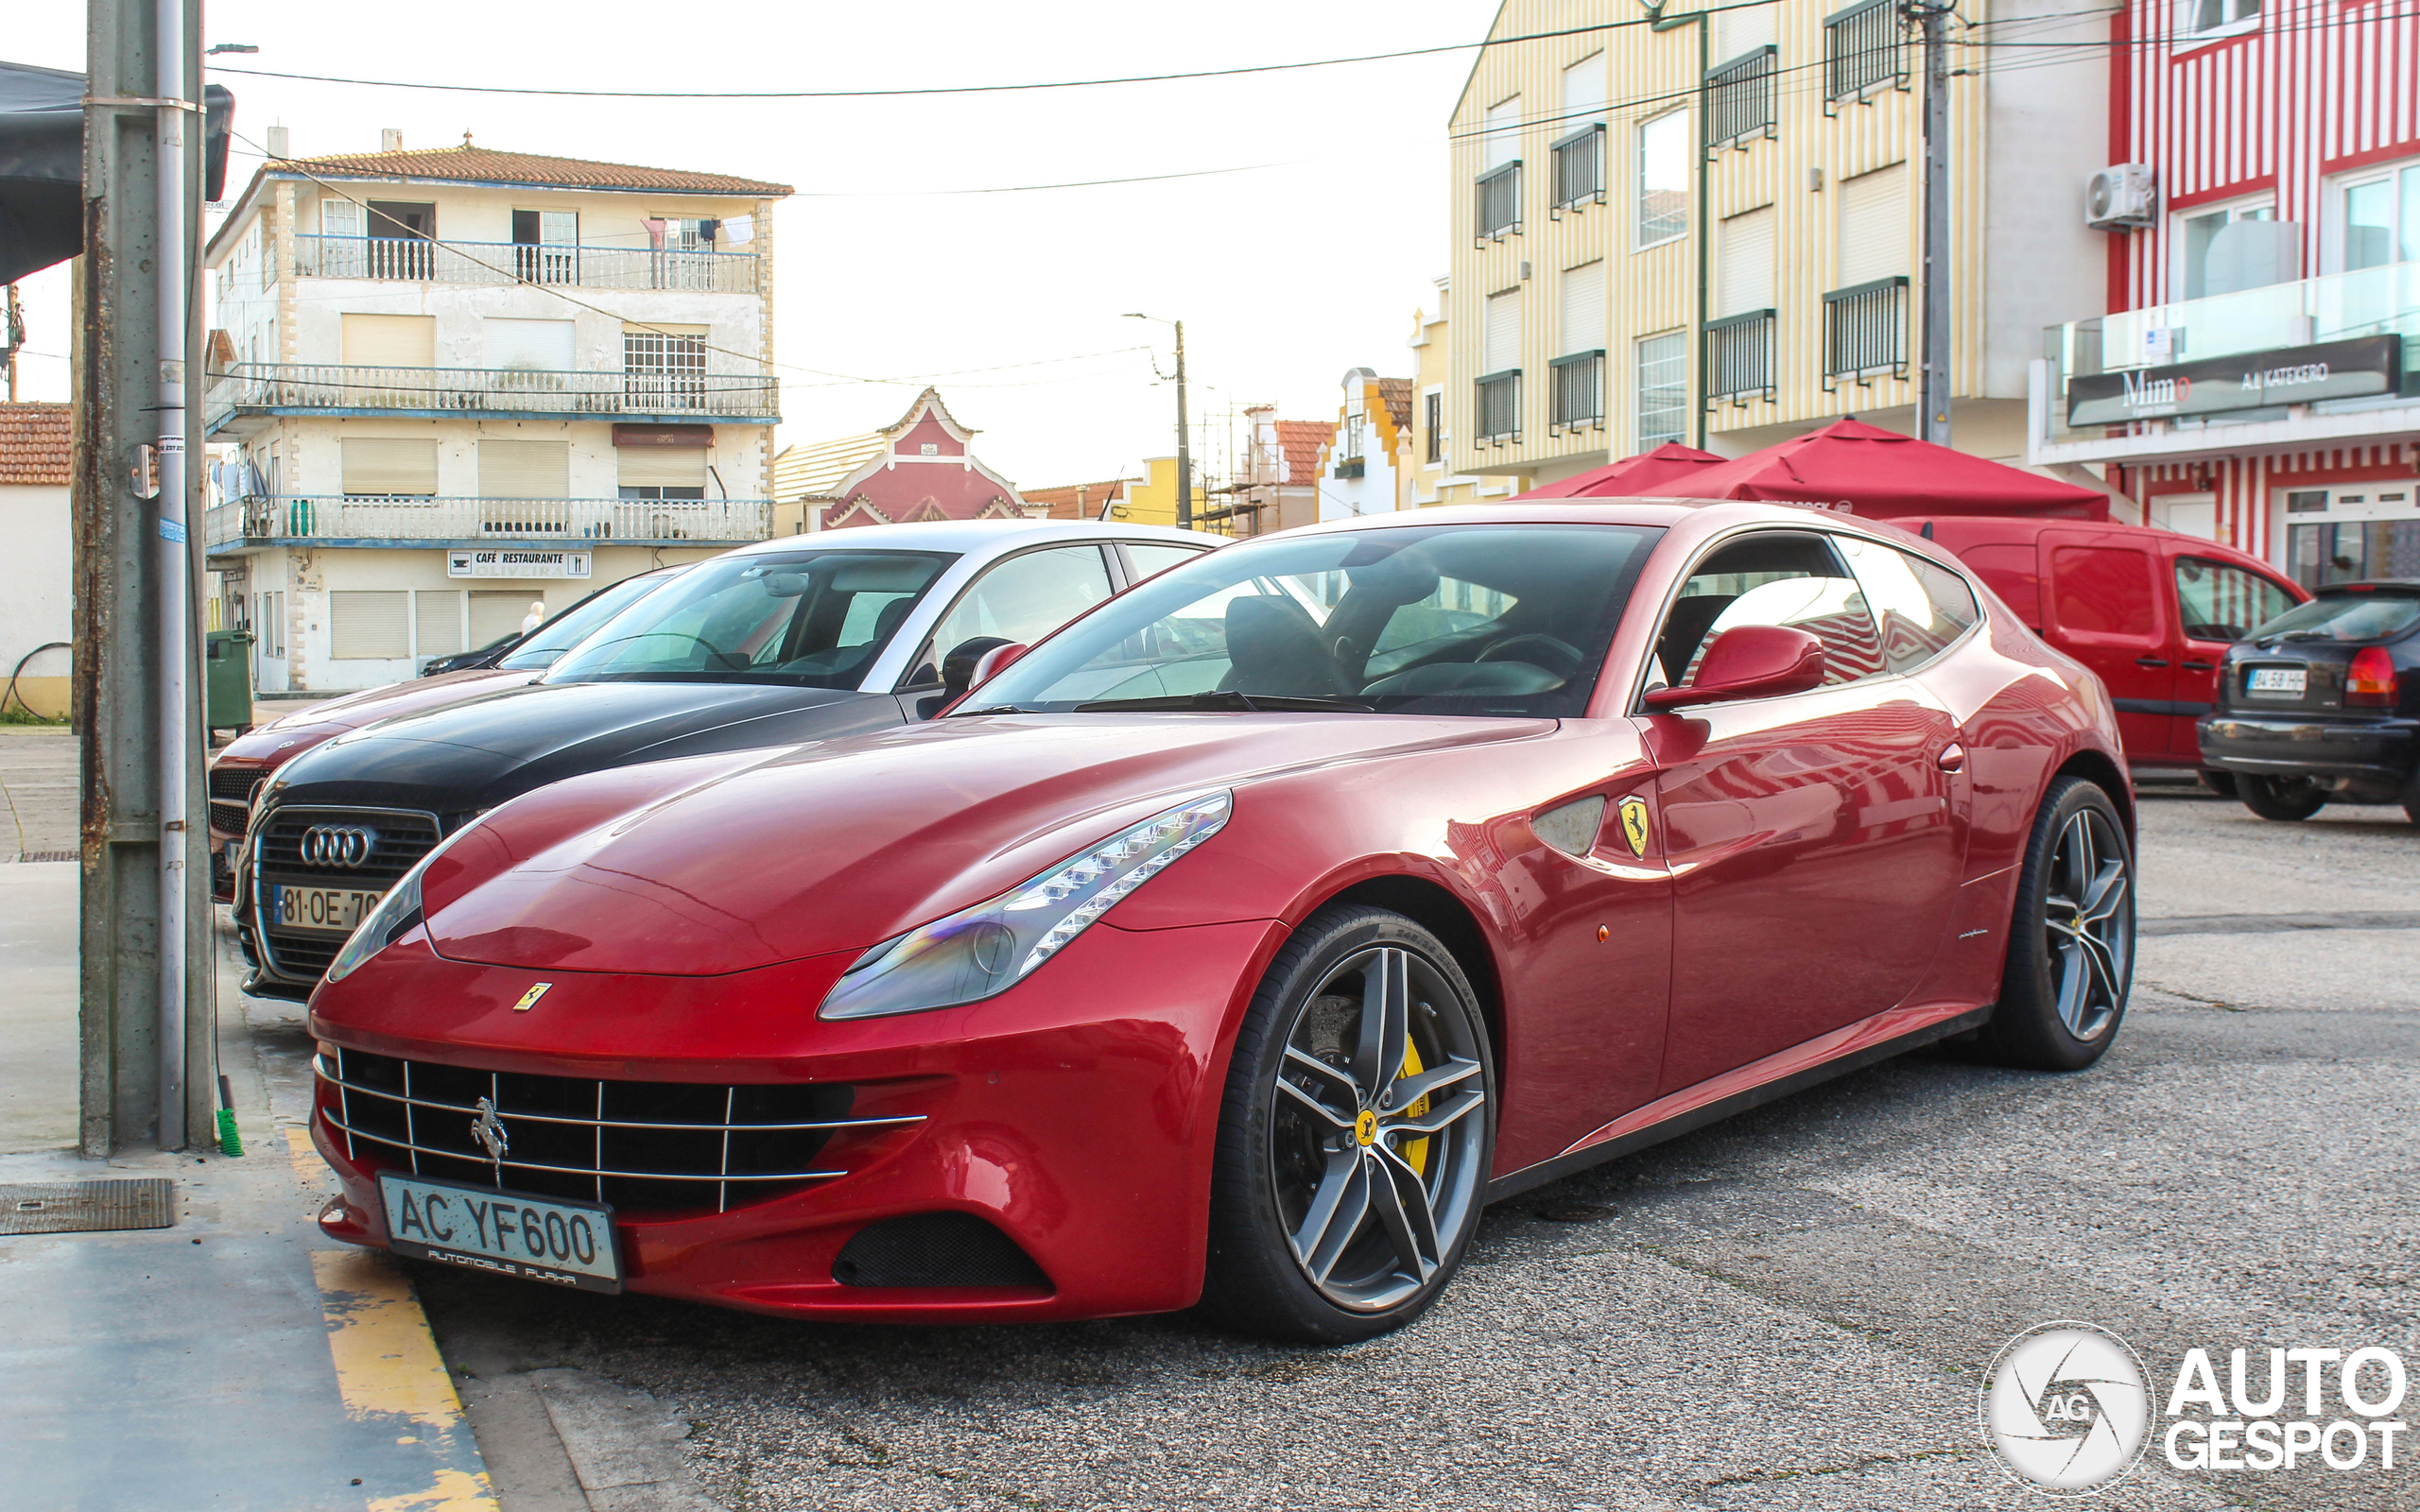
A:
[1477,633,1584,682]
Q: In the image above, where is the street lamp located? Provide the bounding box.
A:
[1124,313,1191,531]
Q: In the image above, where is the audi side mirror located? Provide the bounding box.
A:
[1643,625,1826,711]
[941,636,1015,693]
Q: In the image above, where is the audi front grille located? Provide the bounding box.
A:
[254,805,447,983]
[315,1048,923,1213]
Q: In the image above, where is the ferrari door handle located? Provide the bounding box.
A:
[2181,660,2215,672]
[2135,656,2170,669]
[1937,742,1966,773]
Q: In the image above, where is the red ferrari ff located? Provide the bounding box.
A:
[305,501,2136,1342]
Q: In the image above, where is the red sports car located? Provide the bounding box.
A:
[306,502,2136,1342]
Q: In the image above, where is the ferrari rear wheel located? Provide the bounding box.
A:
[1201,905,1494,1344]
[1979,777,2135,1072]
[2239,774,2328,821]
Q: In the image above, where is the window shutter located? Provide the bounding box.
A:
[1561,56,1605,125]
[484,318,574,371]
[339,438,438,496]
[1715,4,1776,63]
[1560,261,1605,355]
[330,591,410,660]
[319,198,358,237]
[414,591,464,657]
[340,313,436,368]
[1719,207,1777,315]
[1838,163,1910,286]
[1483,96,1521,170]
[470,591,532,645]
[618,444,709,489]
[1483,287,1523,374]
[477,439,570,498]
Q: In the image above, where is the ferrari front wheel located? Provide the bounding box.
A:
[1201,905,1495,1344]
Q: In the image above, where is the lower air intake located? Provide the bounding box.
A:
[832,1212,1050,1289]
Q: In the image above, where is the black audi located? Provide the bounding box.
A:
[2199,579,2420,824]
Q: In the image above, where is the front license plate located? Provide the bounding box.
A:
[378,1172,621,1293]
[2246,667,2307,696]
[268,883,383,936]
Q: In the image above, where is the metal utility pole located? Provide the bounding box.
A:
[78,0,213,1153]
[4,284,21,400]
[1910,0,1954,446]
[1171,320,1192,530]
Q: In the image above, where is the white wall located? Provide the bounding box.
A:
[0,482,73,715]
[1982,0,2113,396]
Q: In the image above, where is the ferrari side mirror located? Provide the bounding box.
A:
[1643,625,1826,711]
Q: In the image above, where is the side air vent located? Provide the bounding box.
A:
[832,1212,1050,1289]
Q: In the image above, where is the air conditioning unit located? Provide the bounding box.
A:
[2085,165,2158,231]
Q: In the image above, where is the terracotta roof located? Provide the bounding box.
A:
[0,403,71,486]
[284,144,791,198]
[1276,421,1329,487]
[1020,479,1135,522]
[1375,378,1414,434]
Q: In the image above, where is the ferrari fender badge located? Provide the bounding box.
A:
[1617,796,1651,858]
[511,983,553,1013]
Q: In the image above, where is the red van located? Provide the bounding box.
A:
[1891,516,2308,777]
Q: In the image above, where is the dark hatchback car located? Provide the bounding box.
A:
[233,521,1219,997]
[2200,580,2420,822]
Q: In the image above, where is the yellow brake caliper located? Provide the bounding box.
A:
[1398,1040,1432,1176]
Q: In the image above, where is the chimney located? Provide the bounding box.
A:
[380,128,404,152]
[264,124,289,160]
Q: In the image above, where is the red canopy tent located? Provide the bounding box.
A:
[1511,443,1726,499]
[1630,418,2109,519]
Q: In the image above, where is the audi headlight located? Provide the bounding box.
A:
[818,789,1232,1022]
[321,830,468,987]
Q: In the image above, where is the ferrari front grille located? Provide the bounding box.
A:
[208,767,268,836]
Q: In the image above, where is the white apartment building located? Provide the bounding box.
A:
[202,134,790,692]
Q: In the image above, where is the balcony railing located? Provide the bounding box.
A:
[292,234,761,293]
[1476,369,1522,442]
[1706,47,1778,152]
[1824,278,1910,385]
[1704,309,1777,404]
[1824,0,1908,111]
[1550,126,1605,213]
[1550,351,1604,429]
[205,363,780,430]
[205,495,772,550]
[1476,162,1522,241]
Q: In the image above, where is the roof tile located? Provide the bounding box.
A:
[0,403,71,486]
[286,144,790,198]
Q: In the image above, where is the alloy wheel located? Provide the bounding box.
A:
[2043,807,2132,1041]
[1267,946,1488,1312]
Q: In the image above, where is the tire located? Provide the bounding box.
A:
[2239,774,2328,821]
[2197,768,2238,799]
[1200,904,1495,1344]
[1979,777,2135,1072]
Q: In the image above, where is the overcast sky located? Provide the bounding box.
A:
[9,0,1497,488]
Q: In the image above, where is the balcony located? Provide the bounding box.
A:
[204,363,780,434]
[1332,457,1365,479]
[1704,310,1777,404]
[204,495,772,552]
[1824,278,1909,386]
[1476,369,1522,443]
[1550,126,1605,214]
[292,234,760,293]
[1706,47,1777,152]
[1550,351,1604,429]
[1476,162,1522,242]
[1824,0,1907,112]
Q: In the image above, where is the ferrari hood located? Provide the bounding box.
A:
[424,713,1547,976]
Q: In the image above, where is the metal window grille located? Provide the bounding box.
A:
[1476,369,1522,441]
[1705,47,1778,152]
[623,331,708,411]
[1551,125,1605,211]
[1425,393,1443,463]
[1824,277,1910,384]
[1825,0,1908,108]
[1635,333,1688,446]
[1704,310,1777,404]
[1476,162,1523,241]
[1550,351,1605,428]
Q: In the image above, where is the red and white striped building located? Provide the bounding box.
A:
[2028,0,2420,584]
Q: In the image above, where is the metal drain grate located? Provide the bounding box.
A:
[0,1178,177,1234]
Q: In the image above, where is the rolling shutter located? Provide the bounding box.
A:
[1483,95,1521,169]
[1561,55,1605,125]
[1714,3,1776,63]
[414,591,464,657]
[330,591,409,660]
[1719,206,1776,316]
[1838,164,1910,286]
[471,591,533,645]
[618,445,709,489]
[339,313,436,368]
[484,318,574,371]
[1483,287,1522,374]
[339,438,438,496]
[477,439,570,498]
[1560,262,1605,356]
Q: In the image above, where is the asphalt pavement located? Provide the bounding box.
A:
[401,782,2420,1512]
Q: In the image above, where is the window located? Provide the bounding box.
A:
[478,440,570,501]
[2339,161,2420,272]
[511,209,579,284]
[362,200,436,280]
[906,545,1117,685]
[2049,546,2157,638]
[1656,533,1886,688]
[339,437,438,497]
[1825,0,1907,106]
[414,590,465,660]
[1343,413,1367,462]
[1478,289,1523,441]
[339,313,435,369]
[2174,558,2295,643]
[1836,537,1979,674]
[485,318,574,375]
[1125,542,1210,581]
[1477,95,1524,239]
[2180,200,2283,298]
[624,325,708,410]
[618,441,709,499]
[2182,0,2257,38]
[1839,163,1909,285]
[1424,391,1443,463]
[330,591,410,660]
[1830,165,1910,382]
[1555,261,1607,429]
[1718,207,1776,317]
[1637,112,1688,247]
[1636,331,1687,447]
[2289,520,2420,589]
[1706,30,1777,150]
[1553,56,1606,209]
[256,591,285,659]
[1709,207,1777,402]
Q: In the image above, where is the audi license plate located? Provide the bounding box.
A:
[378,1172,621,1293]
[2246,667,2307,696]
[268,883,382,935]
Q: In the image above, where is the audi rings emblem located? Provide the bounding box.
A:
[298,824,379,868]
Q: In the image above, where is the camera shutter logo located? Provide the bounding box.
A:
[1981,1322,2152,1495]
[298,824,378,869]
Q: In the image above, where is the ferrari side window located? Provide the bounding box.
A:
[1836,537,1979,675]
[1665,533,1886,688]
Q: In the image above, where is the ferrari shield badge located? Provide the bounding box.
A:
[1616,796,1651,858]
[511,983,553,1013]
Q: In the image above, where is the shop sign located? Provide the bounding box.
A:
[446,550,593,580]
[2066,335,2403,426]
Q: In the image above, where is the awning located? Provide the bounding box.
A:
[1637,417,2111,519]
[1510,443,1727,499]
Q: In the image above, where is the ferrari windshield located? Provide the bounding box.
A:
[544,549,955,688]
[960,524,1660,717]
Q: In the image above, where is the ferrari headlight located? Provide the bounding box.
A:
[818,789,1233,1021]
[320,829,467,987]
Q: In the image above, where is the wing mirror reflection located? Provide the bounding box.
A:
[1642,625,1826,711]
[966,641,1028,692]
[941,636,1015,694]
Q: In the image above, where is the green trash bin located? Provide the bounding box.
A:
[205,628,255,733]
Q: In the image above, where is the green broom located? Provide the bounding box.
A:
[216,1074,244,1157]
